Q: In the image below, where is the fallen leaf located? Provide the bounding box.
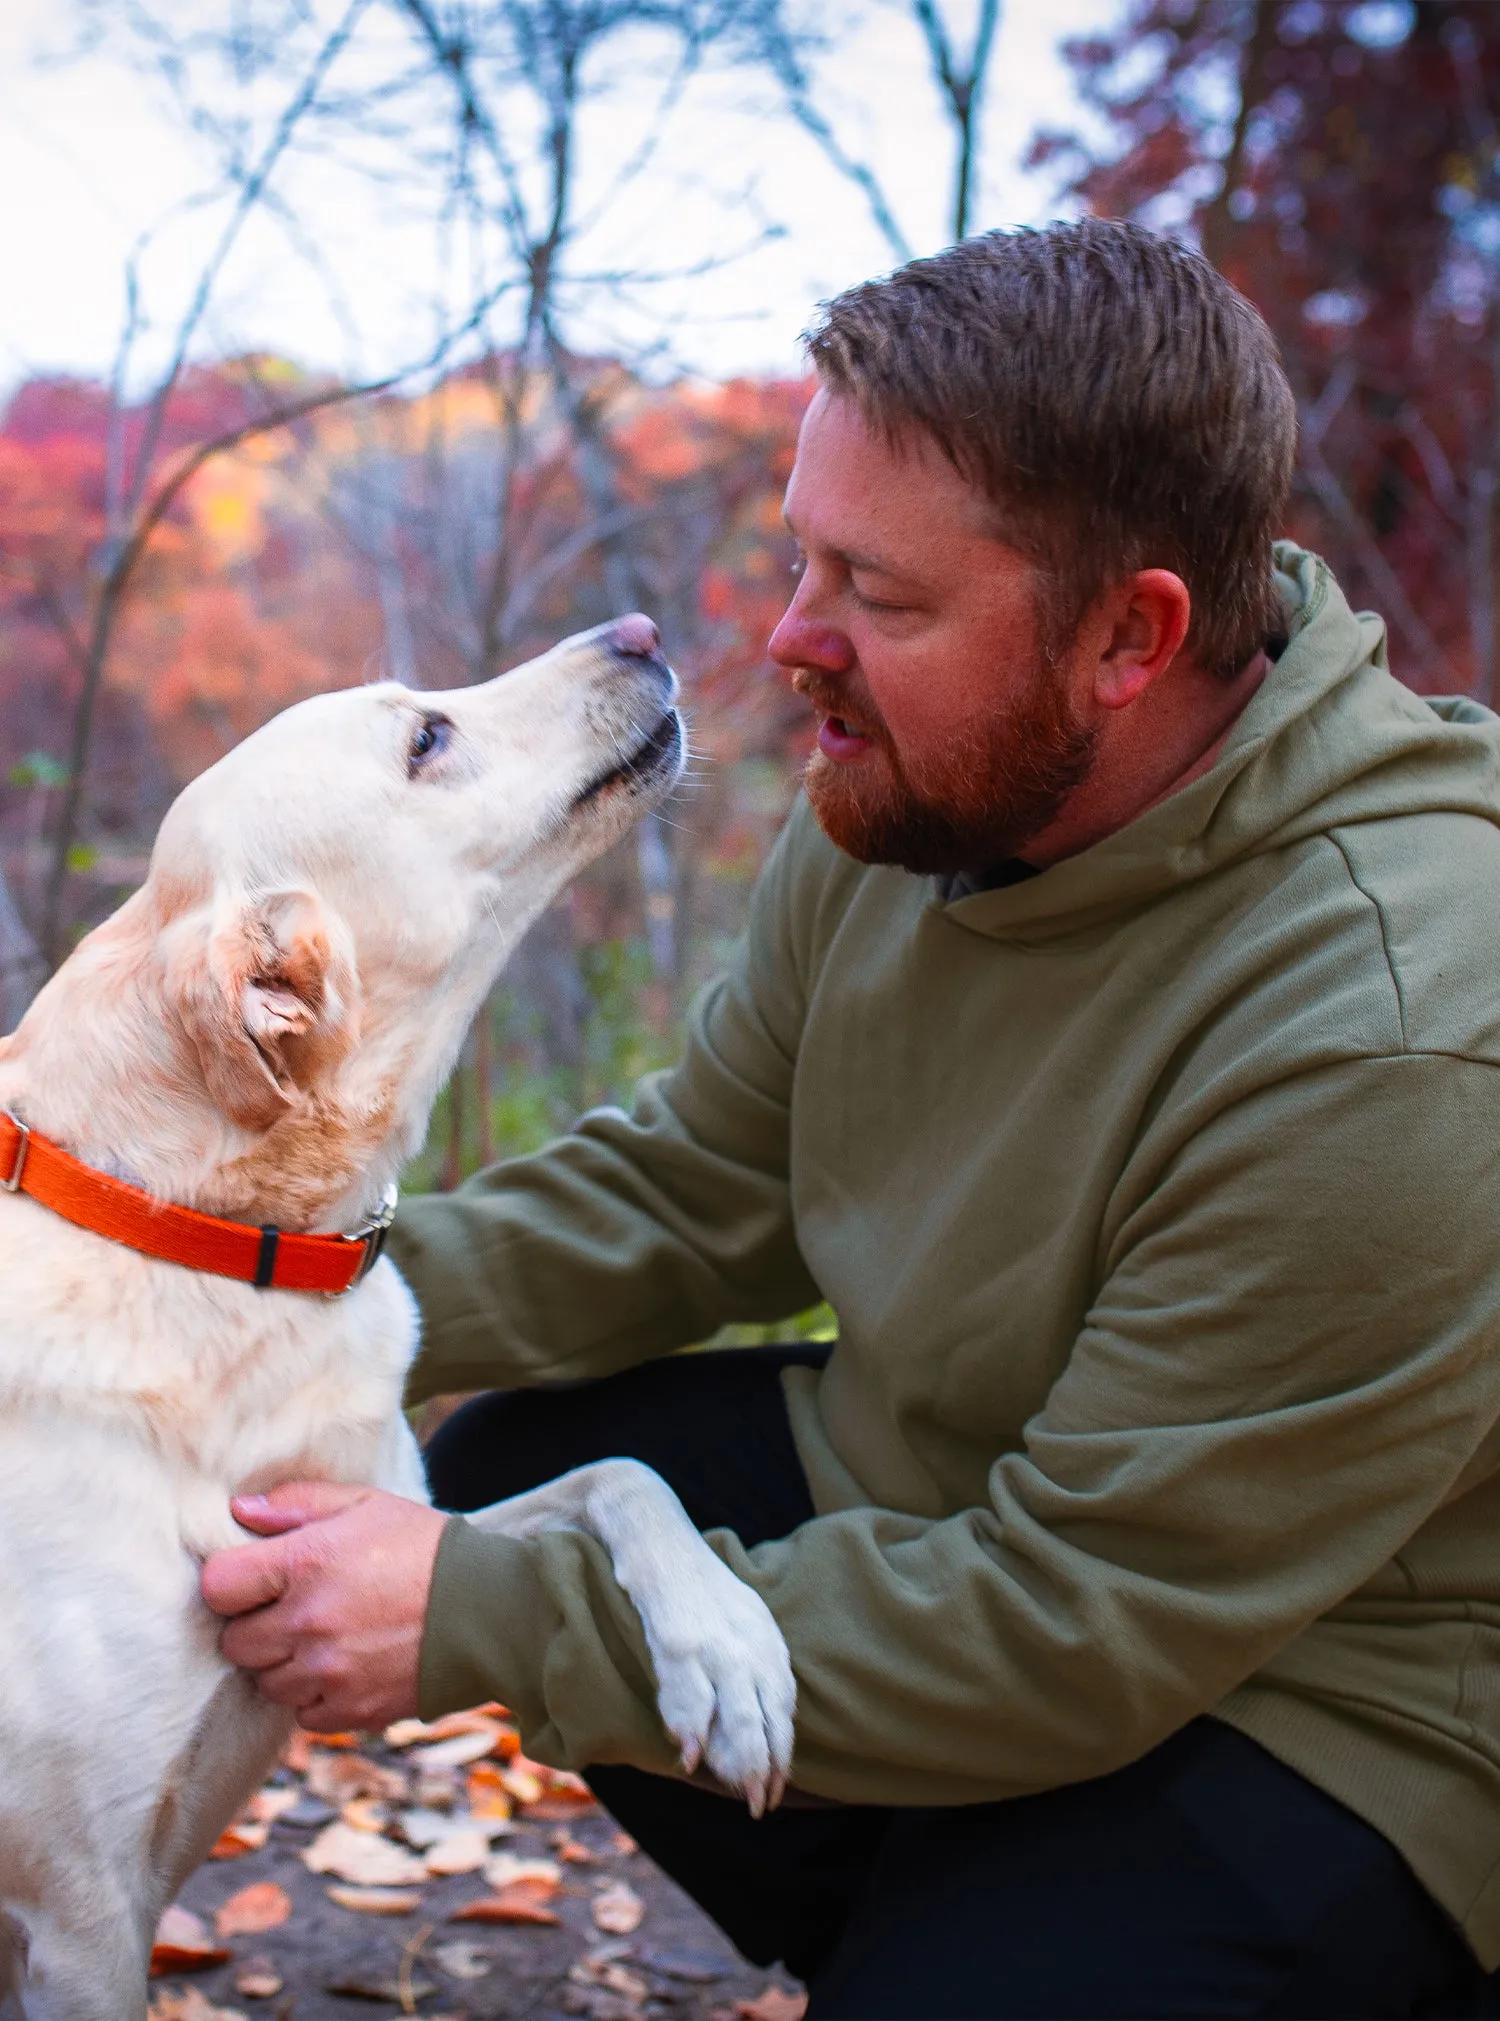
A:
[735,1990,808,2021]
[431,1937,493,1980]
[413,1727,505,1771]
[401,1804,511,1849]
[339,1796,389,1834]
[148,1991,247,2021]
[280,1728,313,1775]
[303,1820,428,1886]
[414,1765,462,1810]
[612,1831,638,1856]
[306,1750,406,1805]
[591,1880,645,1936]
[314,1730,361,1748]
[231,1955,283,1999]
[452,1880,561,1926]
[385,1707,506,1748]
[554,1834,597,1863]
[466,1763,516,1820]
[482,1852,562,1892]
[208,1817,270,1859]
[497,1761,545,1805]
[247,1786,300,1825]
[425,1827,491,1875]
[570,1957,651,2002]
[325,1883,425,1914]
[214,1882,292,1939]
[149,1905,230,1976]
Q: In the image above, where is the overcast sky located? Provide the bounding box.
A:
[0,0,1123,396]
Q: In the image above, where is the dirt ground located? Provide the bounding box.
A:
[152,1720,806,2021]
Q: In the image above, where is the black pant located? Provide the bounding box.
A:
[425,1347,1491,2019]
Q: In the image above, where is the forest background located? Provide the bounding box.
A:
[2,0,1497,1206]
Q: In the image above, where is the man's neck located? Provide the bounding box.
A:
[1023,649,1269,871]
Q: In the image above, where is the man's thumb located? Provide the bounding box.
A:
[231,1481,368,1533]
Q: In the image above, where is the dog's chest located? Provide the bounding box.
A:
[1,1205,420,1545]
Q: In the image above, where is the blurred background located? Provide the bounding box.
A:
[1,0,1495,1197]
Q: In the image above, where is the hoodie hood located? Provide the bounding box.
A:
[943,543,1500,945]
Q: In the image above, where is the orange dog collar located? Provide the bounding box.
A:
[0,1109,395,1295]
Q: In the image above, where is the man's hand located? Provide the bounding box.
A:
[200,1483,449,1732]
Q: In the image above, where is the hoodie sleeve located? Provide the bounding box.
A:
[387,807,824,1407]
[417,1049,1500,1801]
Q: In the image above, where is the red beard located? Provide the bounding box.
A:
[794,663,1097,876]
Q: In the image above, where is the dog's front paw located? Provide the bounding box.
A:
[645,1570,796,1819]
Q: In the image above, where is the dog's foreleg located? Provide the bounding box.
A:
[375,1409,431,1504]
[8,1901,149,2021]
[462,1459,795,1815]
[144,1668,292,1928]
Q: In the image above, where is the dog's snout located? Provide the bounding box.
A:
[603,613,661,660]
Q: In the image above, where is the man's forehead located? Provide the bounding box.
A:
[783,392,1012,569]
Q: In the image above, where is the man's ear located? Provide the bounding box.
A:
[169,889,360,1131]
[1093,570,1193,710]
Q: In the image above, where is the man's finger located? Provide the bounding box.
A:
[217,1599,304,1671]
[200,1534,295,1618]
[231,1481,371,1534]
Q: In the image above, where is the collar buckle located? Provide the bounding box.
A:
[340,1182,398,1293]
[2,1113,31,1194]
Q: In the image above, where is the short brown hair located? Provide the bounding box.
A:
[806,219,1297,680]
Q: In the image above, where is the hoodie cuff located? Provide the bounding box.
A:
[419,1516,554,1722]
[418,1515,683,1781]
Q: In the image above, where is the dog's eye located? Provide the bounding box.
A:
[408,714,452,773]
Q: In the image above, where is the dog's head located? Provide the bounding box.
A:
[3,618,682,1226]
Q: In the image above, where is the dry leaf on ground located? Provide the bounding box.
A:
[231,1956,284,1998]
[452,1881,561,1926]
[148,1989,247,2021]
[386,1706,507,1748]
[467,1762,517,1819]
[482,1852,562,1892]
[591,1879,645,1935]
[431,1938,493,1980]
[570,1957,651,2003]
[214,1881,292,1939]
[149,1905,230,1975]
[306,1749,405,1805]
[735,1990,808,2021]
[325,1883,425,1914]
[208,1818,270,1859]
[339,1796,389,1834]
[425,1826,491,1875]
[280,1728,313,1775]
[413,1727,505,1772]
[401,1804,511,1849]
[247,1786,299,1825]
[302,1820,427,1887]
[554,1833,597,1863]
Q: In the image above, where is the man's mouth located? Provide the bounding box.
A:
[817,714,874,762]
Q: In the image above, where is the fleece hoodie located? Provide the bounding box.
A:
[390,545,1500,1964]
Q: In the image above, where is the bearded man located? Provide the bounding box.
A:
[204,221,1500,2018]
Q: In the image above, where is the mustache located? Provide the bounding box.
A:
[789,667,888,739]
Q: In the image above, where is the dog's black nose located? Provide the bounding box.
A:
[603,613,661,659]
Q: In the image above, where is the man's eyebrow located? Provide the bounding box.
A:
[782,513,917,580]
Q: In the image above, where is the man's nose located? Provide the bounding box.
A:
[767,604,855,675]
[601,613,661,659]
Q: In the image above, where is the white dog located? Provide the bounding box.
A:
[0,618,795,2020]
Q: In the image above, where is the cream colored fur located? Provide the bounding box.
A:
[0,624,794,2020]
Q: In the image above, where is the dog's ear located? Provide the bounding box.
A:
[170,889,359,1131]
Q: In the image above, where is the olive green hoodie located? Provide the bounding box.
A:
[391,545,1500,1964]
